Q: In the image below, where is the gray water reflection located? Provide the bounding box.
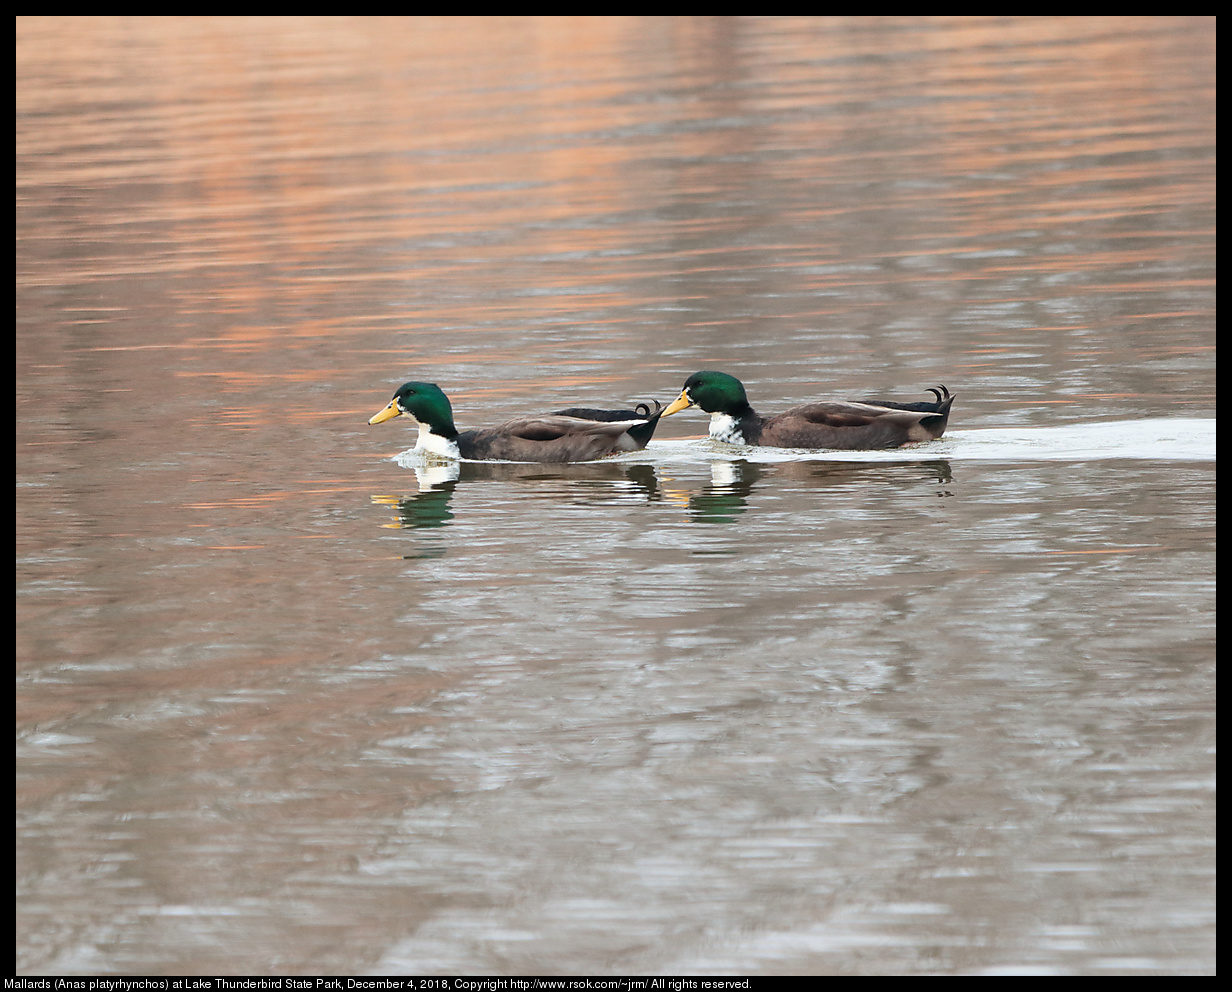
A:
[375,457,958,532]
[17,16,1214,977]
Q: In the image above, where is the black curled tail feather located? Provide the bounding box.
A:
[861,385,954,414]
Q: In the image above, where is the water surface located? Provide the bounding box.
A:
[16,16,1215,976]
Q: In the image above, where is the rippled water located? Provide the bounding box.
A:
[16,17,1215,976]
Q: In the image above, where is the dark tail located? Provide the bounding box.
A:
[624,400,665,448]
[918,385,954,438]
[862,385,955,439]
[551,399,666,450]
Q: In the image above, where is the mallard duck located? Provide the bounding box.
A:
[661,371,954,450]
[369,382,664,463]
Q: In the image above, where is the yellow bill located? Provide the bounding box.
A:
[661,390,693,418]
[368,401,403,425]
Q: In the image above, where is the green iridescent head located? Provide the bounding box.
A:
[369,381,458,436]
[662,371,752,417]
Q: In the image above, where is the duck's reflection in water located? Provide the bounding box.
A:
[771,457,954,490]
[373,456,956,544]
[370,460,666,552]
[662,457,955,524]
[661,459,766,524]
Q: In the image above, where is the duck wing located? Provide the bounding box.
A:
[786,400,930,427]
[461,415,654,463]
